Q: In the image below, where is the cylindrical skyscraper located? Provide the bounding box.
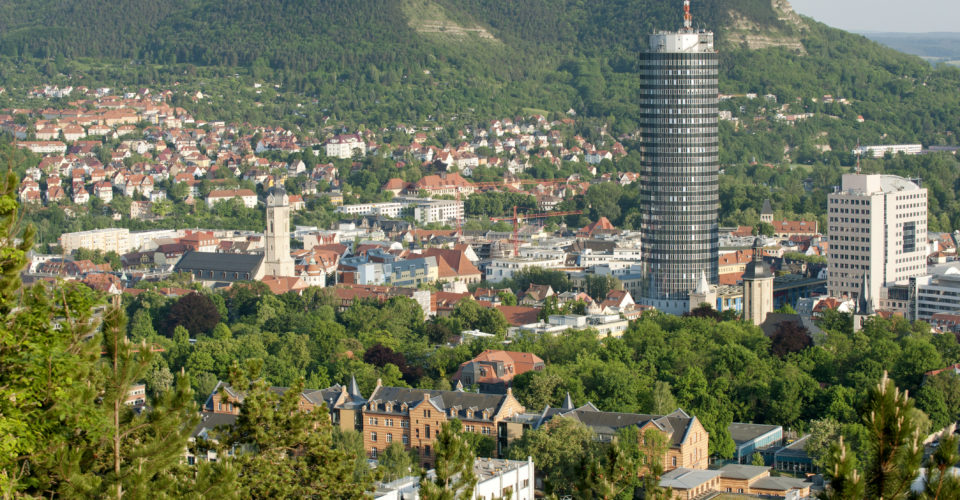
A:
[638,24,719,312]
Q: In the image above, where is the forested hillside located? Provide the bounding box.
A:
[1,0,958,146]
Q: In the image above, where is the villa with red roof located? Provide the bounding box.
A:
[452,350,545,393]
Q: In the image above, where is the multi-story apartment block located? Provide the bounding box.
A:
[414,199,464,225]
[485,256,566,283]
[206,189,258,209]
[854,144,922,158]
[335,202,404,218]
[386,256,439,287]
[827,174,927,308]
[325,134,366,159]
[59,227,131,254]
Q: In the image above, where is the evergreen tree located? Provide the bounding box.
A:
[129,308,158,341]
[863,372,924,499]
[822,372,926,500]
[637,427,673,500]
[54,304,235,499]
[820,436,865,500]
[224,360,365,499]
[331,429,382,485]
[920,425,960,500]
[0,168,101,496]
[419,419,476,500]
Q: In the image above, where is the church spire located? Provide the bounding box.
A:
[858,273,874,316]
[695,270,710,295]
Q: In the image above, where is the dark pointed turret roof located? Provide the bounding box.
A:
[761,199,773,215]
[743,238,773,280]
[348,374,362,398]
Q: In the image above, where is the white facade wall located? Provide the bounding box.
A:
[207,194,257,209]
[857,144,923,158]
[128,229,179,252]
[414,200,464,225]
[914,268,960,321]
[358,262,387,285]
[335,203,403,218]
[374,458,534,500]
[827,174,927,308]
[486,257,565,283]
[59,228,131,254]
[325,137,366,159]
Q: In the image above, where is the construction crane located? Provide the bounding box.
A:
[489,205,583,256]
[454,178,575,240]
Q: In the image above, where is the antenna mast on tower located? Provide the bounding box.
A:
[683,0,693,31]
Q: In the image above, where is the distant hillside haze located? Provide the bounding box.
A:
[860,32,960,64]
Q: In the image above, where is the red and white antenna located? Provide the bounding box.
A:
[683,0,693,31]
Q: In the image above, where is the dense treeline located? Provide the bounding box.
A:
[121,263,960,469]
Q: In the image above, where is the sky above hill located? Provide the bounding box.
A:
[790,0,960,33]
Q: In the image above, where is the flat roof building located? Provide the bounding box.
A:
[827,174,927,309]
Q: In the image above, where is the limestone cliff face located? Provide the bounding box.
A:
[722,0,808,54]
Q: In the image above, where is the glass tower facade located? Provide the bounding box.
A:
[639,31,719,302]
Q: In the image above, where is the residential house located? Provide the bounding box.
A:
[206,189,258,209]
[325,134,366,159]
[519,284,554,306]
[452,350,544,394]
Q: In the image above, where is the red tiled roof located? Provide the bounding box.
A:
[772,220,819,234]
[420,248,481,278]
[718,272,745,286]
[926,363,960,377]
[578,217,616,236]
[719,249,754,266]
[261,275,308,295]
[494,305,540,326]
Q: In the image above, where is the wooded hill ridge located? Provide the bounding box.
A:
[1,0,959,146]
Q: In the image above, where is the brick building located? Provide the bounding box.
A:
[362,383,525,466]
[204,377,525,467]
[499,398,710,473]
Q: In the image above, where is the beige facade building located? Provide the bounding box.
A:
[262,187,295,277]
[59,227,131,254]
[206,378,525,468]
[742,238,774,325]
[827,174,927,309]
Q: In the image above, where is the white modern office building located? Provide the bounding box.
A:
[827,174,927,309]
